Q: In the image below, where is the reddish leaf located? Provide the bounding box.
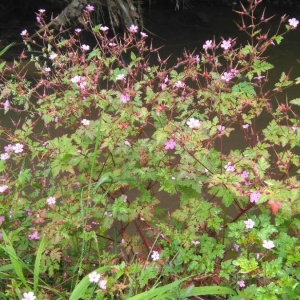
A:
[268,201,282,215]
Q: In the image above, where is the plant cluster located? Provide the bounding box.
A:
[1,1,300,299]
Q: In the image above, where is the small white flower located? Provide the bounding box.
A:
[46,196,56,205]
[244,219,255,229]
[116,74,126,81]
[0,153,10,160]
[192,240,200,245]
[38,9,46,13]
[0,185,8,193]
[175,81,185,88]
[262,240,275,250]
[288,18,299,28]
[224,162,235,172]
[89,271,101,283]
[49,53,58,60]
[186,117,200,129]
[71,75,82,83]
[221,39,231,50]
[12,143,23,153]
[20,29,28,36]
[81,119,90,126]
[100,26,109,31]
[22,291,36,300]
[151,250,160,261]
[81,44,90,51]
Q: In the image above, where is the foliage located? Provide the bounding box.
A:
[0,1,300,299]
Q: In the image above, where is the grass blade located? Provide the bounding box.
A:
[34,236,45,294]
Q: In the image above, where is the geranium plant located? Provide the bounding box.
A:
[0,0,300,299]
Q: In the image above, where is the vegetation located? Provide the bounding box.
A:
[0,1,300,299]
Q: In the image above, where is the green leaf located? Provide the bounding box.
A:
[34,236,45,294]
[0,42,15,57]
[290,98,300,105]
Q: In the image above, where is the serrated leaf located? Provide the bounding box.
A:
[290,98,300,105]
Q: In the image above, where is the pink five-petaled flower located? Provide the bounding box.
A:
[99,279,107,290]
[12,143,23,153]
[129,24,138,33]
[89,271,101,283]
[120,93,130,103]
[46,196,56,205]
[224,162,235,172]
[21,291,36,300]
[244,219,255,229]
[221,72,233,82]
[20,29,28,36]
[187,117,201,129]
[221,39,231,50]
[81,44,90,51]
[3,99,10,111]
[151,250,160,261]
[203,40,213,50]
[28,230,40,240]
[240,171,249,179]
[263,240,275,250]
[237,280,246,288]
[288,18,299,28]
[250,191,261,203]
[81,119,90,126]
[217,125,225,132]
[164,139,176,150]
[4,144,13,152]
[85,4,95,12]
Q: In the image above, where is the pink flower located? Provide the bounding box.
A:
[221,39,231,50]
[151,250,160,261]
[250,191,261,203]
[20,29,28,36]
[203,40,213,50]
[129,24,138,33]
[81,44,90,51]
[242,124,249,129]
[224,162,235,172]
[240,171,249,179]
[217,125,225,132]
[12,143,23,153]
[4,144,13,152]
[195,55,200,63]
[28,230,40,240]
[100,26,109,32]
[244,219,255,229]
[43,67,51,73]
[254,76,265,81]
[3,99,10,111]
[38,9,45,13]
[221,72,233,82]
[161,83,167,90]
[192,240,200,245]
[99,279,107,290]
[21,291,36,300]
[124,140,131,147]
[237,280,246,288]
[0,216,4,222]
[165,139,176,150]
[233,244,239,251]
[109,42,116,47]
[120,93,130,103]
[75,28,82,34]
[85,4,95,12]
[262,240,275,250]
[140,32,148,38]
[288,18,299,28]
[0,185,8,193]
